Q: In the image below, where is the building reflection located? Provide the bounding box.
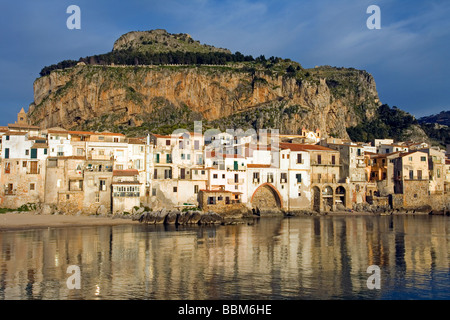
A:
[0,215,449,299]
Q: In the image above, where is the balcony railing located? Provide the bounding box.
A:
[311,160,338,166]
[227,178,244,185]
[312,177,337,184]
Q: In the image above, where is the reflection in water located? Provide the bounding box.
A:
[0,216,449,300]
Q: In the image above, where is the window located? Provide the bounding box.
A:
[332,155,336,165]
[437,169,441,178]
[5,148,9,159]
[417,170,422,180]
[267,172,274,183]
[408,156,412,161]
[95,192,100,203]
[317,155,322,164]
[66,194,70,200]
[29,183,35,191]
[173,186,177,193]
[134,159,141,170]
[23,161,27,168]
[152,188,157,196]
[99,150,105,156]
[98,136,104,140]
[114,137,119,143]
[99,179,106,191]
[164,169,172,179]
[420,156,426,162]
[222,174,225,178]
[166,154,172,163]
[166,139,170,146]
[194,140,200,150]
[280,172,287,183]
[29,161,38,174]
[297,154,302,164]
[207,197,216,205]
[213,174,218,179]
[409,170,414,180]
[194,185,199,194]
[5,135,9,140]
[116,164,123,170]
[25,150,29,156]
[253,172,260,183]
[296,174,302,183]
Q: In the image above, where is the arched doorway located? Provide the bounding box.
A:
[251,183,282,212]
[336,186,346,209]
[312,186,321,212]
[322,186,333,211]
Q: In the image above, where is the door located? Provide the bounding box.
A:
[180,168,185,179]
[31,148,37,159]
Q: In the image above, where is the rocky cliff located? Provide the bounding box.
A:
[28,30,382,138]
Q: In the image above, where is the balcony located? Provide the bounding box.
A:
[311,160,339,166]
[312,177,337,184]
[227,178,244,185]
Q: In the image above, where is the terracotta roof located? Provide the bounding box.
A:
[69,131,124,136]
[127,138,146,144]
[27,136,47,141]
[31,143,48,149]
[7,124,40,129]
[152,134,173,139]
[113,169,139,176]
[399,151,427,158]
[247,164,272,168]
[279,142,335,152]
[3,131,27,136]
[112,181,142,185]
[50,156,85,160]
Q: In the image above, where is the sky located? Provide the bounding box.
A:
[0,0,449,125]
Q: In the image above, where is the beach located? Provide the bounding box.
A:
[0,212,138,231]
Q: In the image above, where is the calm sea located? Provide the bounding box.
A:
[0,215,449,300]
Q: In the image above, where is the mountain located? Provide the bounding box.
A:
[27,29,430,143]
[112,29,231,54]
[418,111,450,126]
[417,111,450,147]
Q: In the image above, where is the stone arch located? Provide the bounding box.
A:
[251,183,283,210]
[322,186,334,211]
[336,186,346,209]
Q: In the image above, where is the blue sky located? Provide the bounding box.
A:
[1,0,449,125]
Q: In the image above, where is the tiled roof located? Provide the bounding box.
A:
[279,142,335,152]
[247,164,272,168]
[113,169,139,176]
